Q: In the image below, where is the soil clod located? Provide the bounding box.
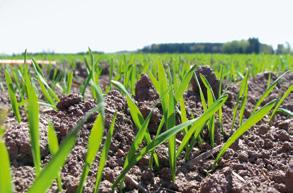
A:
[191,66,219,98]
[135,74,159,102]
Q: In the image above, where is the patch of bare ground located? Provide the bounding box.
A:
[1,69,292,192]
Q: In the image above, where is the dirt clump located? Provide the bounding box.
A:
[56,94,82,111]
[4,122,48,165]
[191,66,220,98]
[135,74,159,102]
[199,167,242,193]
[50,94,96,139]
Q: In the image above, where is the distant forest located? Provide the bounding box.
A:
[140,38,292,54]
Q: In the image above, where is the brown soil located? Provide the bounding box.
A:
[191,66,220,99]
[1,69,292,193]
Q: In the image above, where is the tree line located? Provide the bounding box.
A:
[140,38,292,54]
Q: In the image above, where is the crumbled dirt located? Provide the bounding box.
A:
[50,94,96,139]
[2,70,293,193]
[0,91,9,105]
[56,94,83,111]
[12,166,35,192]
[185,94,203,117]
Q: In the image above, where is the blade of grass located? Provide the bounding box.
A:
[238,81,248,125]
[112,80,159,167]
[194,72,207,111]
[218,65,224,135]
[77,113,104,193]
[179,96,188,133]
[66,71,73,94]
[0,139,13,193]
[32,59,59,103]
[90,81,105,118]
[149,116,165,168]
[112,119,198,191]
[231,72,249,130]
[27,104,103,193]
[176,94,228,157]
[215,99,276,165]
[0,127,5,138]
[276,108,293,117]
[112,94,228,190]
[166,90,176,180]
[37,77,56,109]
[148,71,160,92]
[157,61,169,110]
[184,124,204,161]
[48,123,62,192]
[174,65,196,101]
[94,113,117,193]
[26,76,41,176]
[157,62,178,180]
[200,74,216,146]
[270,85,293,120]
[124,112,152,169]
[5,69,21,123]
[130,64,137,95]
[80,70,93,97]
[252,71,287,113]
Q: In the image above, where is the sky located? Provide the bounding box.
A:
[0,0,292,54]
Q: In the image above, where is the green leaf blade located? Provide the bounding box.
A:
[0,140,13,193]
[215,100,276,164]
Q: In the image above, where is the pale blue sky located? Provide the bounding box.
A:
[0,0,292,54]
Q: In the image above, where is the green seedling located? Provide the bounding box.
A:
[252,71,287,113]
[270,85,293,120]
[27,104,103,193]
[0,139,13,193]
[77,114,104,193]
[5,69,22,123]
[47,123,62,192]
[26,76,41,176]
[94,113,117,193]
[215,100,276,165]
[112,94,228,191]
